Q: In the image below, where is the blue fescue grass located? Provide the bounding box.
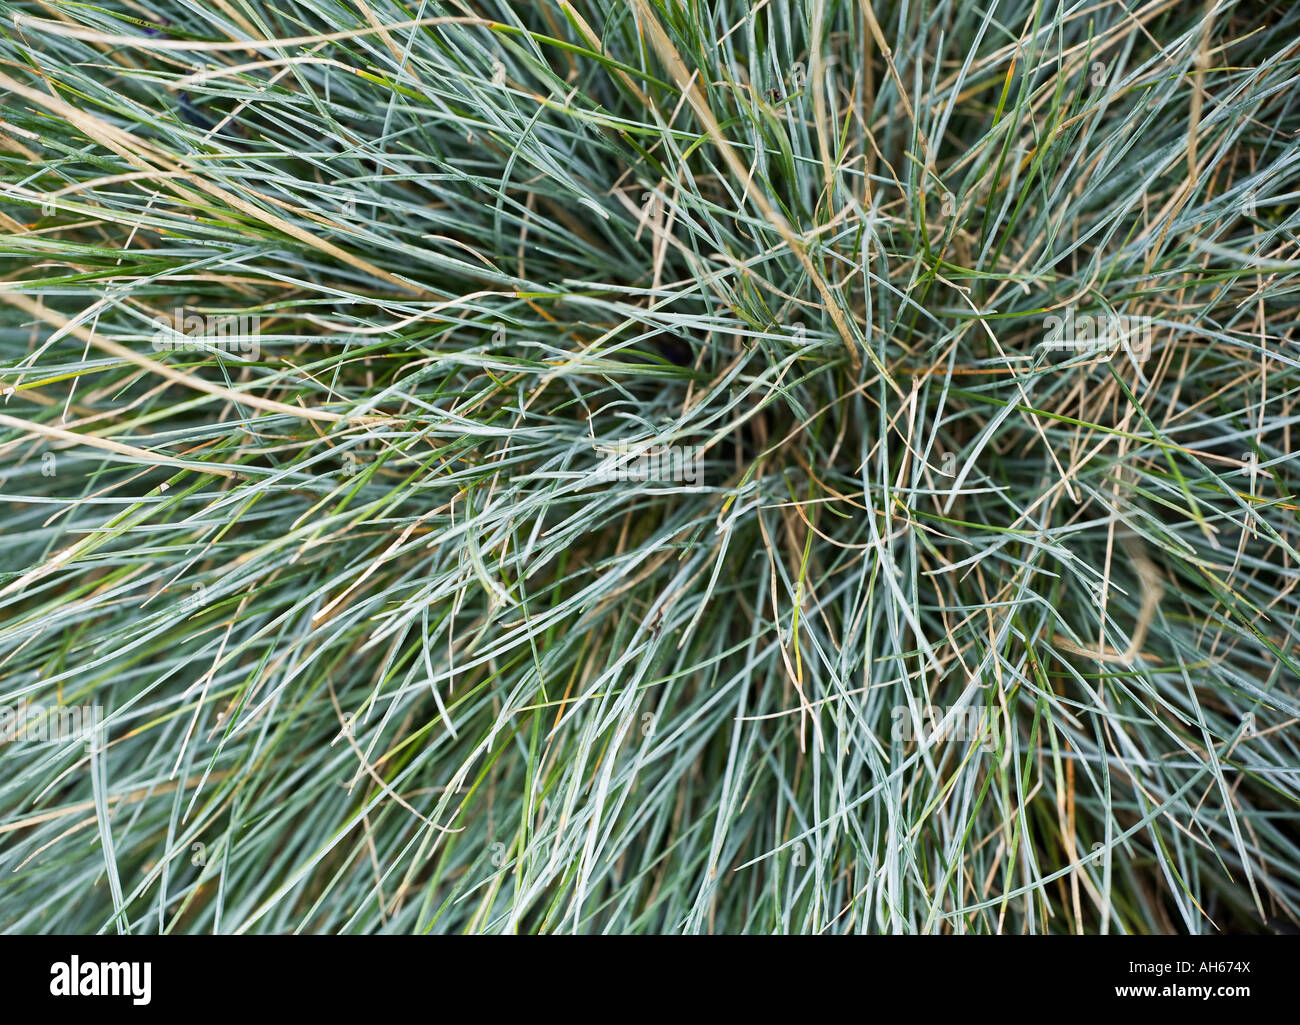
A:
[1,0,1299,933]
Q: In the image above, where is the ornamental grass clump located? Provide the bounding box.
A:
[1,0,1298,934]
